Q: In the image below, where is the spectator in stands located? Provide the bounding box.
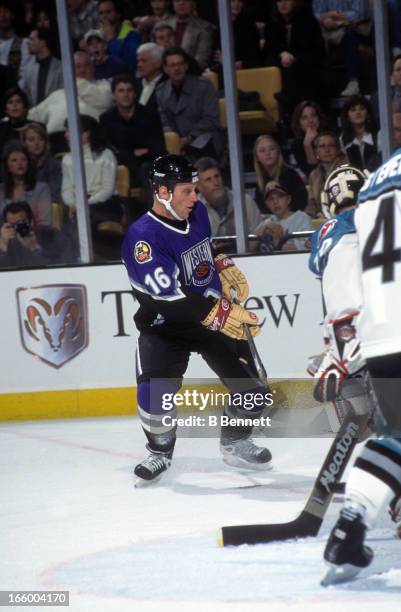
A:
[152,21,176,47]
[157,47,224,161]
[33,2,58,31]
[152,21,202,74]
[255,180,312,252]
[20,122,62,204]
[163,0,214,69]
[0,141,52,226]
[68,0,100,44]
[0,87,30,160]
[28,51,112,153]
[0,201,48,267]
[392,111,401,149]
[212,0,261,72]
[290,100,327,178]
[195,156,261,253]
[0,0,30,84]
[20,28,63,106]
[253,134,308,212]
[367,112,401,172]
[100,74,165,188]
[62,114,121,233]
[308,130,348,216]
[264,0,326,117]
[339,94,377,171]
[312,0,372,96]
[372,55,401,122]
[97,0,141,70]
[133,0,173,42]
[134,43,166,122]
[0,200,73,267]
[15,1,35,37]
[84,29,129,80]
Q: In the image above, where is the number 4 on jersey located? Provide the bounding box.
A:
[362,195,401,283]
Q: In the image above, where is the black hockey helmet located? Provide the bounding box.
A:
[150,155,198,194]
[321,164,367,219]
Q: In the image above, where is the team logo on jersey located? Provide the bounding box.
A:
[181,238,214,287]
[195,262,211,278]
[318,219,337,242]
[134,241,152,264]
[16,284,89,369]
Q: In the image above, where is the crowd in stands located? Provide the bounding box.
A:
[0,0,400,267]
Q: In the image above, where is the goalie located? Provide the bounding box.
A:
[308,165,369,424]
[121,155,272,486]
[309,163,401,584]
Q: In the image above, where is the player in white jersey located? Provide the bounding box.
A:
[308,165,368,418]
[355,151,401,361]
[321,153,401,585]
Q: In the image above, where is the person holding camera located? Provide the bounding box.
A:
[0,201,47,267]
[0,201,74,268]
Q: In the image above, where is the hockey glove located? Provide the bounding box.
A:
[214,254,249,303]
[313,363,346,403]
[201,297,260,340]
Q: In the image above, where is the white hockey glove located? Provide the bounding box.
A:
[326,315,365,376]
[214,254,249,303]
[313,360,347,403]
[308,346,347,403]
[201,297,260,340]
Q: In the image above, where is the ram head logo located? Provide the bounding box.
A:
[17,285,89,368]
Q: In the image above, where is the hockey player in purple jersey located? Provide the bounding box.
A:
[121,155,272,486]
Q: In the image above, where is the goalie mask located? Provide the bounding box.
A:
[321,165,367,219]
[150,155,198,221]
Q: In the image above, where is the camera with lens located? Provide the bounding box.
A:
[13,220,31,238]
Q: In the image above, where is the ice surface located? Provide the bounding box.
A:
[1,417,401,612]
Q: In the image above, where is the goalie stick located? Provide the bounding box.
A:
[218,406,370,546]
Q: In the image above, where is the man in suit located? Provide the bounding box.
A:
[134,42,165,123]
[156,47,224,161]
[20,28,63,106]
[163,0,214,69]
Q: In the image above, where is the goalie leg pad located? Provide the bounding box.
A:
[346,438,401,528]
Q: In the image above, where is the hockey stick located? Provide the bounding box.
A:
[218,407,370,546]
[243,323,268,384]
[232,295,268,385]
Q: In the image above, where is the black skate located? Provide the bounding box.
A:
[220,438,272,470]
[134,449,171,488]
[321,507,373,586]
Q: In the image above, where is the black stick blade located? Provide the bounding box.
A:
[219,511,322,546]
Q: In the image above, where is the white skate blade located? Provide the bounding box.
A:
[222,454,273,471]
[321,563,362,586]
[134,474,163,488]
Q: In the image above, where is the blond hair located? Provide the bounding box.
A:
[20,122,50,167]
[253,134,288,194]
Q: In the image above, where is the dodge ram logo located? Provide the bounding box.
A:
[16,284,89,368]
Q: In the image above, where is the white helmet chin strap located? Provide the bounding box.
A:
[155,191,184,221]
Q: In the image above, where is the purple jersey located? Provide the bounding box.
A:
[122,202,222,310]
